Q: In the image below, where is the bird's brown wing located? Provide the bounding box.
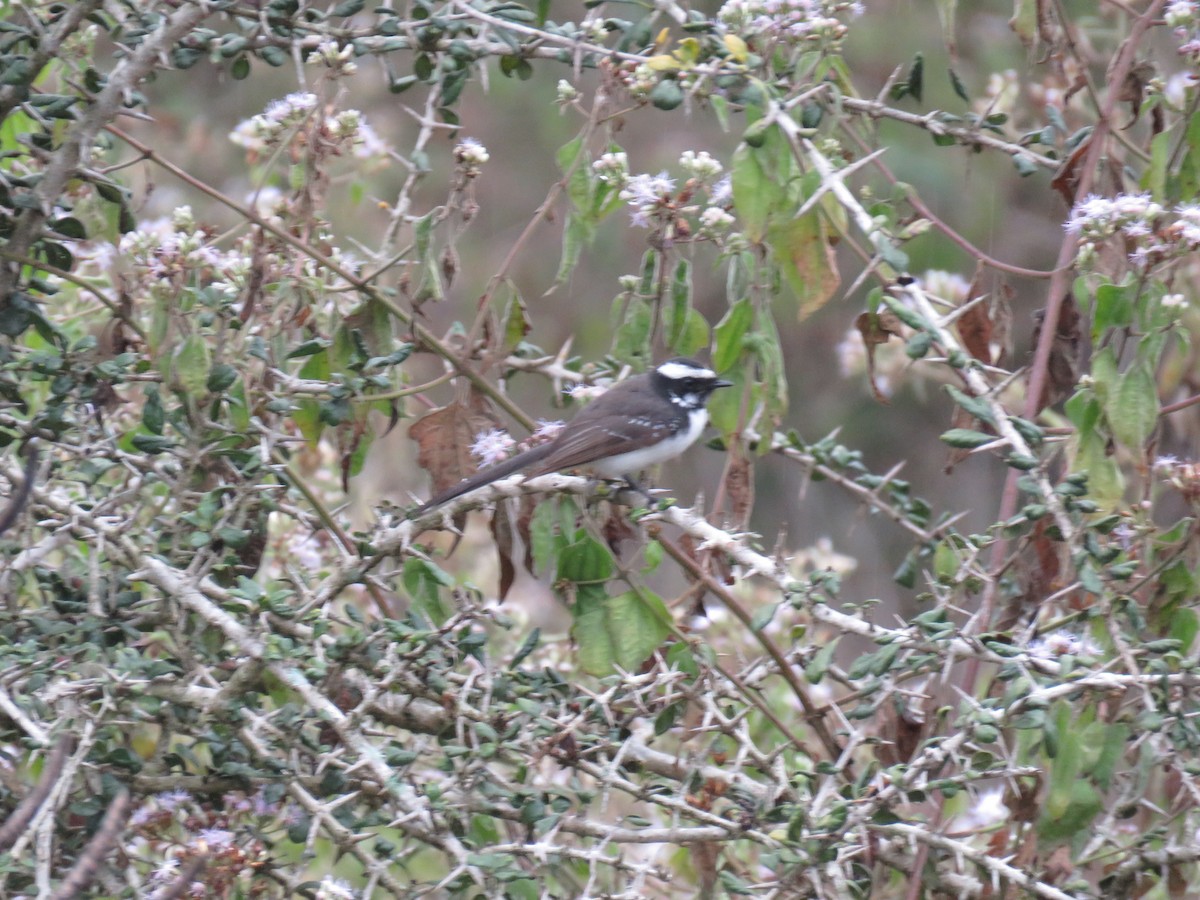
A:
[528,413,672,475]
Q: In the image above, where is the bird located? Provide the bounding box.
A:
[413,358,732,515]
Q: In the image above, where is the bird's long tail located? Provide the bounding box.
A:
[411,441,556,516]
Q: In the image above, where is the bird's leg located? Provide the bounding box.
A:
[623,475,657,505]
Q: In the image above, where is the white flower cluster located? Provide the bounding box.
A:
[119,206,242,281]
[1027,629,1101,659]
[1067,192,1200,269]
[471,428,515,466]
[454,138,490,176]
[617,161,734,233]
[717,0,863,46]
[229,91,319,152]
[306,39,358,75]
[316,876,358,900]
[1154,455,1200,498]
[679,149,723,181]
[620,171,676,228]
[230,93,387,160]
[556,79,578,103]
[593,151,629,184]
[1166,1,1200,63]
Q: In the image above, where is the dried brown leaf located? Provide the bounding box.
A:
[854,310,904,405]
[873,697,926,766]
[1031,292,1082,414]
[1050,136,1092,206]
[408,392,499,499]
[491,507,516,600]
[724,447,755,529]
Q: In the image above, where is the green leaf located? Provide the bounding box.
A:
[143,387,164,435]
[553,211,590,286]
[171,334,211,397]
[557,535,614,584]
[131,434,175,455]
[731,143,772,243]
[293,350,331,446]
[753,306,788,419]
[1106,361,1158,450]
[948,66,969,102]
[665,259,691,351]
[499,281,530,354]
[805,638,838,683]
[572,590,672,675]
[207,363,238,393]
[529,498,571,574]
[649,78,683,110]
[611,298,652,367]
[945,385,996,425]
[940,428,995,449]
[403,558,453,626]
[1073,430,1124,510]
[712,298,752,372]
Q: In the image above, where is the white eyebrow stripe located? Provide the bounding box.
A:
[657,361,716,380]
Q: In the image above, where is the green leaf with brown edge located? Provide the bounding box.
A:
[498,280,531,354]
[572,589,671,675]
[753,305,788,421]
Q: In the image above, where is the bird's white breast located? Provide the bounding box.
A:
[590,408,709,478]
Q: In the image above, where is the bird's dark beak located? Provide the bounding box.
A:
[713,379,734,389]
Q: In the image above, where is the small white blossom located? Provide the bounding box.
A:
[709,174,732,206]
[619,171,675,227]
[699,206,735,230]
[593,151,629,183]
[566,382,609,402]
[192,828,235,851]
[454,138,490,175]
[1166,0,1198,29]
[679,149,723,180]
[156,790,192,811]
[533,419,565,440]
[471,428,515,466]
[316,877,357,900]
[150,857,181,884]
[230,92,319,152]
[1027,629,1100,659]
[1162,293,1188,308]
[306,39,357,75]
[717,0,856,46]
[952,788,1007,831]
[556,79,578,103]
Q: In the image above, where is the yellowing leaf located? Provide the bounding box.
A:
[769,211,841,319]
[645,54,680,72]
[723,34,748,62]
[653,27,671,51]
[672,37,700,67]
